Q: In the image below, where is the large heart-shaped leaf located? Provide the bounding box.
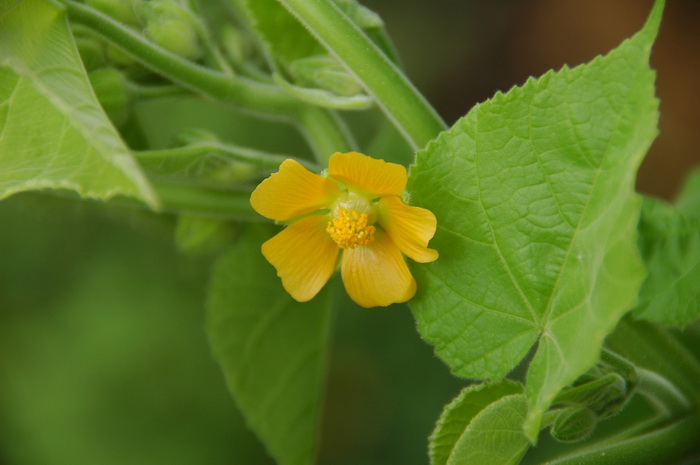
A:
[409,0,663,439]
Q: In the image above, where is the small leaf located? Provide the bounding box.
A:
[237,0,394,69]
[445,392,531,465]
[236,0,325,68]
[0,0,156,205]
[430,380,523,465]
[207,224,333,465]
[409,0,664,440]
[632,196,700,327]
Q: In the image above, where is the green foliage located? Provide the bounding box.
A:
[0,198,272,465]
[633,197,700,327]
[237,0,325,69]
[1,0,699,464]
[175,214,239,256]
[207,225,333,465]
[676,167,700,216]
[138,0,203,60]
[0,0,155,205]
[549,406,597,443]
[408,0,663,439]
[432,385,531,465]
[429,380,523,465]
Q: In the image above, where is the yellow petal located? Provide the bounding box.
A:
[341,232,416,308]
[328,152,407,196]
[379,196,438,263]
[251,159,340,221]
[262,215,339,302]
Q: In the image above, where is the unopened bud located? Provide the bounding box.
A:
[138,1,202,60]
[89,68,131,126]
[551,406,598,443]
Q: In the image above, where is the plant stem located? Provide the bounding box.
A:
[62,1,354,166]
[541,416,700,465]
[295,108,356,164]
[134,143,321,172]
[62,0,299,118]
[606,318,700,411]
[636,368,691,418]
[150,181,259,220]
[275,0,447,151]
[125,82,191,99]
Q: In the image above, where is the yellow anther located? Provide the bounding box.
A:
[326,208,376,249]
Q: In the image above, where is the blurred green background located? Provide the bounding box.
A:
[1,1,697,464]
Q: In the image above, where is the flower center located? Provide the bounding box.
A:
[326,208,376,248]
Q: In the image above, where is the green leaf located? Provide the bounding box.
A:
[676,166,700,217]
[238,0,393,69]
[632,197,700,327]
[237,0,324,68]
[436,389,531,465]
[174,215,239,257]
[409,0,663,440]
[207,224,333,465]
[0,0,155,205]
[429,380,523,465]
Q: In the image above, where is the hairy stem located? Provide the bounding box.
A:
[274,0,446,150]
[134,143,320,172]
[62,1,354,167]
[62,0,299,118]
[542,416,700,465]
[607,318,700,411]
[636,368,691,418]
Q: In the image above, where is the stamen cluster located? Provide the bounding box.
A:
[326,208,376,248]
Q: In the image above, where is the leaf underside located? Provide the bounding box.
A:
[0,0,155,204]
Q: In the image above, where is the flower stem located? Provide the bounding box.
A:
[149,181,259,220]
[541,416,700,465]
[61,0,299,118]
[295,108,356,164]
[62,1,354,168]
[274,0,447,151]
[606,318,700,411]
[636,368,691,418]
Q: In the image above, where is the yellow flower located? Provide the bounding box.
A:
[250,151,438,308]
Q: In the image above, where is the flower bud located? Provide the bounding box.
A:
[551,406,598,443]
[219,25,253,66]
[588,373,627,413]
[137,1,202,60]
[75,36,106,71]
[88,68,131,126]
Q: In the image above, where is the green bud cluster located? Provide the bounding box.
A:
[549,351,639,443]
[550,406,598,443]
[136,1,203,60]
